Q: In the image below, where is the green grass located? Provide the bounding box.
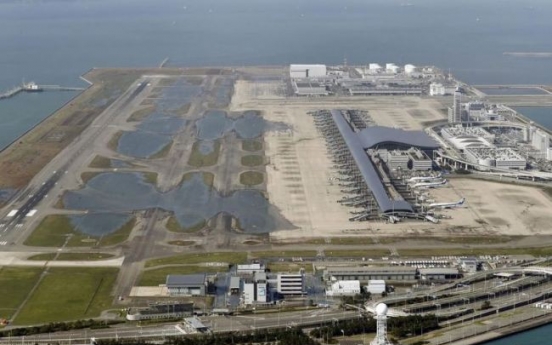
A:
[267,263,313,273]
[251,250,317,259]
[0,267,43,320]
[397,247,552,257]
[180,171,214,188]
[166,216,205,233]
[188,140,221,167]
[149,141,173,159]
[167,103,191,115]
[324,249,391,258]
[127,105,155,122]
[24,215,135,247]
[139,266,222,286]
[27,253,115,261]
[242,139,263,152]
[81,171,101,184]
[167,240,196,246]
[241,155,264,167]
[305,237,376,245]
[239,171,264,186]
[142,172,158,185]
[89,155,112,169]
[14,267,118,325]
[107,130,123,151]
[146,252,247,268]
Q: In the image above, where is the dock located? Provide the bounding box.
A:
[159,57,170,68]
[0,82,86,100]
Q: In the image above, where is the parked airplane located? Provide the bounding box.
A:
[411,179,447,189]
[428,198,465,209]
[408,174,442,183]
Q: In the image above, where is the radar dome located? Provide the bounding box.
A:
[375,303,388,316]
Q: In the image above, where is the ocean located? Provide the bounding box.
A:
[480,323,550,345]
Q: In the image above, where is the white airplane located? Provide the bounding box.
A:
[428,198,466,209]
[411,179,447,189]
[408,174,442,183]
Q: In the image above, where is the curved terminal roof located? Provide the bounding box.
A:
[357,126,440,150]
[331,110,414,214]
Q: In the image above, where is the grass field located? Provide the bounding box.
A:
[267,263,313,273]
[88,155,112,169]
[0,267,43,320]
[27,253,115,261]
[167,240,196,246]
[188,140,221,167]
[239,171,264,186]
[14,267,118,325]
[241,155,264,167]
[324,249,391,258]
[251,250,318,259]
[149,141,173,159]
[142,172,158,185]
[139,266,222,286]
[127,105,155,122]
[305,237,377,245]
[146,252,247,268]
[180,171,214,188]
[107,130,124,152]
[242,139,262,152]
[166,216,205,233]
[24,215,135,247]
[81,171,101,184]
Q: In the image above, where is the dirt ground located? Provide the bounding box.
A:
[230,79,552,240]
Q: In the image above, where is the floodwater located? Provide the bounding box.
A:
[196,110,289,140]
[116,79,196,158]
[69,213,131,236]
[62,172,294,234]
[117,131,172,159]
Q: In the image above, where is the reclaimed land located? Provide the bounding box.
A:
[14,267,118,325]
[239,171,264,186]
[0,267,43,320]
[0,69,146,192]
[180,171,214,188]
[241,154,264,167]
[24,214,135,247]
[242,139,263,152]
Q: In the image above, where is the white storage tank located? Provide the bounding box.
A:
[369,63,382,72]
[404,64,416,74]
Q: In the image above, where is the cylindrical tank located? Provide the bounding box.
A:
[405,64,416,74]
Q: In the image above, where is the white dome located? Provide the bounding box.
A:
[376,303,388,316]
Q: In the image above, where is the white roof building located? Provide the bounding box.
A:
[326,280,361,296]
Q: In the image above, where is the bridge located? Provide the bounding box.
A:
[0,82,86,100]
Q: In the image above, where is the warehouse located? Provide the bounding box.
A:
[366,280,386,294]
[276,273,304,296]
[324,266,418,282]
[292,80,328,96]
[166,274,207,296]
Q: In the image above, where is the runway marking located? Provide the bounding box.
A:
[0,241,7,246]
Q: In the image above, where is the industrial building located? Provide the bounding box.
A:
[323,266,418,282]
[429,83,456,96]
[289,64,327,79]
[242,272,268,305]
[126,303,194,321]
[166,274,207,296]
[326,280,361,297]
[276,273,304,296]
[229,276,241,295]
[464,147,527,170]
